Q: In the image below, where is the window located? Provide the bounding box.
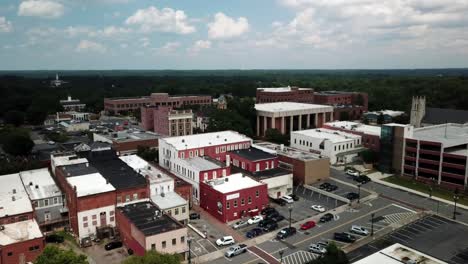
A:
[215,147,219,154]
[248,196,252,204]
[44,199,49,206]
[125,195,130,202]
[151,244,156,250]
[242,162,245,169]
[7,252,12,256]
[256,190,259,197]
[213,171,217,179]
[181,236,185,243]
[181,152,185,159]
[133,193,138,200]
[92,221,97,226]
[92,215,97,220]
[265,161,269,169]
[189,151,193,158]
[83,222,88,228]
[195,150,199,156]
[83,216,88,222]
[222,169,226,177]
[172,238,176,245]
[234,200,238,207]
[256,163,260,171]
[162,241,166,248]
[241,198,245,206]
[175,208,179,215]
[204,172,208,181]
[182,206,186,213]
[110,217,115,222]
[200,149,204,156]
[227,202,230,210]
[53,197,59,204]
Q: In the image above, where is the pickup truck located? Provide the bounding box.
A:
[225,244,248,258]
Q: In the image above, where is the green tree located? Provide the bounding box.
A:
[377,113,385,125]
[265,128,289,145]
[339,111,350,121]
[123,250,181,264]
[392,113,410,124]
[3,132,34,156]
[4,110,25,127]
[307,243,349,264]
[207,109,253,137]
[137,145,159,162]
[35,245,88,264]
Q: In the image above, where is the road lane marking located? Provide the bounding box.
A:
[391,203,417,213]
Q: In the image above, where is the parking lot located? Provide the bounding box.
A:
[310,178,372,201]
[187,211,225,258]
[82,243,128,264]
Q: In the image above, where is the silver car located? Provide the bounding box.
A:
[232,220,248,229]
[309,243,327,254]
[350,225,369,236]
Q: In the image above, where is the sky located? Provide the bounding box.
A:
[0,0,468,70]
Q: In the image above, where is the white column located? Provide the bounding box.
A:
[314,114,318,127]
[281,116,285,134]
[290,115,294,132]
[271,116,275,129]
[306,114,310,128]
[257,116,260,136]
[299,114,302,130]
[263,116,267,136]
[322,113,326,127]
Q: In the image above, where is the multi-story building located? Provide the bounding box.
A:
[228,147,278,173]
[93,129,160,156]
[104,93,212,114]
[291,128,363,164]
[141,106,193,136]
[115,201,188,258]
[199,173,269,223]
[253,141,330,186]
[19,168,68,232]
[192,112,210,133]
[256,86,315,104]
[60,95,86,112]
[159,131,252,202]
[0,173,44,264]
[323,121,381,153]
[379,123,413,174]
[255,102,334,137]
[314,91,368,120]
[363,110,405,124]
[402,123,468,189]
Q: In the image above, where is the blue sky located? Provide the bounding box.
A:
[0,0,467,70]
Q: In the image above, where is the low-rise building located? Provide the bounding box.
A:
[93,129,160,156]
[19,168,68,232]
[60,95,86,112]
[323,121,381,153]
[291,128,363,164]
[115,201,188,258]
[141,106,193,136]
[353,243,447,264]
[314,91,368,121]
[256,86,315,104]
[199,173,269,223]
[228,147,277,173]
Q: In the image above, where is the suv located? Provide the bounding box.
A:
[104,241,123,251]
[216,236,235,246]
[309,243,327,254]
[189,213,201,220]
[346,192,360,200]
[271,198,287,206]
[290,194,300,201]
[265,210,280,219]
[280,195,294,204]
[258,219,275,228]
[319,182,331,189]
[320,213,334,223]
[246,228,263,238]
[261,207,277,216]
[350,225,369,236]
[334,232,357,243]
[276,227,296,240]
[346,169,360,177]
[355,175,371,184]
[270,214,285,223]
[263,221,278,232]
[225,244,247,258]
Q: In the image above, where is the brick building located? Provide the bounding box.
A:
[199,173,268,223]
[323,121,381,153]
[314,91,368,120]
[104,93,212,114]
[93,130,160,156]
[141,106,193,136]
[256,87,315,104]
[228,147,277,172]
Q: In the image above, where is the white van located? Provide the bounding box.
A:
[216,236,235,246]
[281,195,294,204]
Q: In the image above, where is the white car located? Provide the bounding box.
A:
[309,244,327,254]
[247,215,263,225]
[350,225,369,236]
[281,195,294,204]
[232,220,248,229]
[216,236,235,246]
[346,169,360,177]
[311,205,326,212]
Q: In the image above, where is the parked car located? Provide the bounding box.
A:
[271,198,287,206]
[265,210,280,219]
[232,220,248,229]
[247,215,264,225]
[319,213,334,223]
[334,232,357,243]
[300,221,316,230]
[258,219,275,228]
[346,169,360,177]
[350,225,369,236]
[80,237,92,248]
[276,227,296,240]
[280,195,294,204]
[189,212,201,220]
[319,182,331,189]
[263,221,278,232]
[290,194,300,201]
[309,243,327,254]
[246,228,263,238]
[270,214,285,223]
[317,240,330,248]
[325,184,338,192]
[45,234,64,243]
[261,207,277,215]
[311,205,326,212]
[216,236,235,246]
[104,241,123,251]
[346,192,360,200]
[225,244,247,258]
[355,175,371,184]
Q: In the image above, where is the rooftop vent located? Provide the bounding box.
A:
[12,196,15,201]
[225,178,229,182]
[161,192,165,197]
[29,182,33,186]
[35,185,39,189]
[224,138,227,141]
[0,225,4,231]
[157,174,162,178]
[12,189,16,194]
[182,139,185,143]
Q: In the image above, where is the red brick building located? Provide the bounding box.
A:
[314,91,368,120]
[141,106,193,136]
[256,87,315,104]
[228,147,277,172]
[323,121,381,153]
[199,173,269,223]
[93,131,160,156]
[104,93,212,114]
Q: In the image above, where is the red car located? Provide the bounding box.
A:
[300,221,316,230]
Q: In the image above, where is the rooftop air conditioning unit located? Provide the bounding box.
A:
[0,225,4,231]
[12,189,16,194]
[35,185,39,189]
[29,182,33,186]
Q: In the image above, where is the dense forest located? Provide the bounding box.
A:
[1,70,468,125]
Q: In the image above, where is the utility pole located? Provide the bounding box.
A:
[371,213,375,236]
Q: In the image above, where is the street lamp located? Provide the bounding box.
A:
[187,236,193,264]
[279,250,284,264]
[288,205,293,229]
[453,194,460,220]
[371,213,375,236]
[429,177,435,198]
[357,183,362,204]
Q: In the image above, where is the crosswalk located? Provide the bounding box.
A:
[382,212,415,224]
[282,250,320,264]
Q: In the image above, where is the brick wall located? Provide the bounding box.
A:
[0,237,44,264]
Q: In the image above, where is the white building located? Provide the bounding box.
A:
[0,173,33,220]
[324,121,381,137]
[60,95,86,112]
[291,128,362,164]
[353,243,447,264]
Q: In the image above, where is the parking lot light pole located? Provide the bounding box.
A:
[371,213,375,236]
[357,183,362,204]
[288,205,293,229]
[279,250,284,264]
[453,195,459,220]
[187,236,193,264]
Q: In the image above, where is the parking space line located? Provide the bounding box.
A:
[391,203,417,213]
[195,240,209,254]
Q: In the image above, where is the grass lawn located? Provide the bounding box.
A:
[383,176,468,206]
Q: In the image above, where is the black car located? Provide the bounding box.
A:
[271,198,286,206]
[346,192,360,200]
[334,232,356,243]
[246,228,263,238]
[326,184,338,192]
[290,194,300,201]
[261,207,277,216]
[45,234,64,243]
[105,241,123,251]
[270,214,285,223]
[189,212,201,220]
[355,175,371,184]
[263,222,278,232]
[319,213,334,223]
[265,210,280,219]
[276,227,296,240]
[258,219,275,228]
[319,183,331,189]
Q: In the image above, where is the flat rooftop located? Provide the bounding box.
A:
[120,155,173,184]
[325,121,381,137]
[185,156,225,171]
[292,128,361,143]
[151,192,187,210]
[353,243,447,264]
[52,154,88,167]
[255,102,333,113]
[205,173,264,194]
[314,90,357,95]
[60,162,99,177]
[229,147,276,162]
[252,141,325,161]
[161,130,251,151]
[0,173,33,218]
[0,219,43,246]
[257,86,312,92]
[366,110,404,117]
[411,123,468,148]
[66,173,116,197]
[232,166,291,180]
[119,202,183,236]
[19,168,62,200]
[98,129,161,142]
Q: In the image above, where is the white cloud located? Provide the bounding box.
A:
[65,26,95,38]
[188,40,211,54]
[18,0,65,19]
[100,26,131,37]
[208,12,250,39]
[156,42,181,54]
[76,40,106,53]
[0,17,13,33]
[140,37,150,48]
[125,6,195,34]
